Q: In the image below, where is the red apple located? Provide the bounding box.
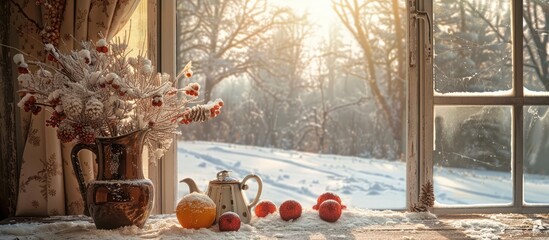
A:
[218,212,241,232]
[279,200,302,221]
[313,192,346,210]
[254,200,277,218]
[318,199,342,222]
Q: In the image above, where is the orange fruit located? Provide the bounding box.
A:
[176,192,217,229]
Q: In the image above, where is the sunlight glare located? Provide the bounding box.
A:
[275,0,338,33]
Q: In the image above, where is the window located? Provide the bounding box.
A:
[410,0,549,213]
[169,0,408,210]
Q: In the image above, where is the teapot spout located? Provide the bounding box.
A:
[180,178,202,193]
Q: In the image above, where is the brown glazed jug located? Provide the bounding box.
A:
[71,129,154,229]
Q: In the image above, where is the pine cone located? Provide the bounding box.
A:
[411,181,435,212]
[187,105,209,123]
[62,96,83,119]
[85,97,103,120]
[411,203,427,212]
[421,181,435,208]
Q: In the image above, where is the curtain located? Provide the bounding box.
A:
[10,0,140,216]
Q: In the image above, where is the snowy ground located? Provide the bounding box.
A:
[177,141,549,209]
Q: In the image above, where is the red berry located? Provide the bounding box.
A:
[78,125,95,144]
[279,200,302,221]
[318,200,342,223]
[57,124,76,143]
[27,95,36,104]
[31,106,42,115]
[152,98,163,107]
[218,212,241,232]
[254,200,277,218]
[185,72,192,78]
[47,54,56,61]
[46,111,65,127]
[218,101,224,107]
[18,67,29,74]
[96,46,108,53]
[313,192,346,210]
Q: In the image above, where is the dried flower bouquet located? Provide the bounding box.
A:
[12,36,223,162]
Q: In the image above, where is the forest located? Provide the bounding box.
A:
[174,0,549,173]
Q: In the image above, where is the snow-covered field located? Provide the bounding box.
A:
[177,141,549,209]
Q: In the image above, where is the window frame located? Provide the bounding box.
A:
[160,0,549,213]
[157,0,177,214]
[409,0,549,214]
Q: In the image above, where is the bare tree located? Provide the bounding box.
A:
[246,11,312,148]
[523,0,549,90]
[177,0,289,102]
[332,0,406,158]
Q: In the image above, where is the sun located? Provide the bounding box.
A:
[273,0,338,31]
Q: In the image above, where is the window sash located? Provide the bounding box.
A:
[409,0,549,213]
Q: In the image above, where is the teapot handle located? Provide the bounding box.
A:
[71,143,98,216]
[241,174,262,209]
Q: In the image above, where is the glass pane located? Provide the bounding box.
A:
[434,0,512,95]
[176,0,407,210]
[524,106,549,204]
[434,106,512,205]
[524,0,549,94]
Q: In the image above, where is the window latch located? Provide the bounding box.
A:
[411,10,432,64]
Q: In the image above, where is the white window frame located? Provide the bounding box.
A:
[408,0,549,214]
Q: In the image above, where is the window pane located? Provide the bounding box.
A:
[176,0,407,209]
[524,0,549,94]
[433,106,512,205]
[524,106,549,204]
[434,0,512,95]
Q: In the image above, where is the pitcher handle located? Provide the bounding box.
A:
[241,174,262,209]
[71,143,97,216]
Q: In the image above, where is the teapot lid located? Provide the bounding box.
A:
[210,170,239,184]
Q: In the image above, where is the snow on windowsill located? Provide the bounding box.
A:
[0,210,438,239]
[0,210,522,240]
[434,89,549,97]
[434,89,514,97]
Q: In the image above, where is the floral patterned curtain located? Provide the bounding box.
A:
[10,0,140,216]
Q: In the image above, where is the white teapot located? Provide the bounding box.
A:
[180,170,262,224]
